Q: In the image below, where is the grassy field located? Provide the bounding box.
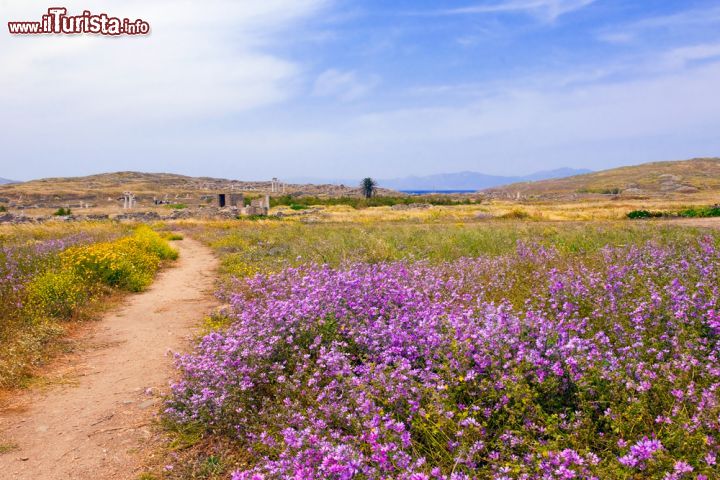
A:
[155,216,720,480]
[2,211,719,479]
[267,196,720,223]
[177,217,711,280]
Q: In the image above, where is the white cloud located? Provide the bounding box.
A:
[194,52,720,178]
[434,0,596,21]
[660,43,720,69]
[0,0,330,120]
[313,69,380,101]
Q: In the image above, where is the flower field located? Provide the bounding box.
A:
[0,223,177,388]
[167,222,720,479]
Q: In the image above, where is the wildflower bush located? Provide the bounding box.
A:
[181,220,701,281]
[168,233,720,479]
[0,223,177,387]
[24,269,90,319]
[61,225,178,291]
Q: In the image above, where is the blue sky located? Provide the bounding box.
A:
[2,0,720,181]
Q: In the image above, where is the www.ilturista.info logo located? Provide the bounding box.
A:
[8,8,150,35]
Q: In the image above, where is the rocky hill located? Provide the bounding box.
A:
[0,171,394,210]
[484,158,720,199]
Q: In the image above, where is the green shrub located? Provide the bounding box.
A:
[500,209,530,219]
[627,210,663,219]
[53,207,72,216]
[678,206,720,218]
[629,206,720,219]
[165,204,188,210]
[290,204,308,211]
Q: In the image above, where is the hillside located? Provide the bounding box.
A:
[484,158,720,199]
[0,171,388,209]
[0,177,17,185]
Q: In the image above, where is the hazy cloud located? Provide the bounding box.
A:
[313,69,380,101]
[597,5,720,44]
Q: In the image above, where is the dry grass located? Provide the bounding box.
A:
[0,442,19,454]
[267,194,720,223]
[487,157,720,197]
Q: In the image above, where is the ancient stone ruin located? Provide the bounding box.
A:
[240,195,270,216]
[122,192,136,209]
[216,192,270,216]
[217,193,244,208]
[270,178,286,193]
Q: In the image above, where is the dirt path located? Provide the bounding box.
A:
[0,237,218,479]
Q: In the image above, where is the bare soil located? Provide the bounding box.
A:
[0,237,218,479]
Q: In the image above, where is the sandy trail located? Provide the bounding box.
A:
[0,237,218,479]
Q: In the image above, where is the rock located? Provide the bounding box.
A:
[0,213,34,224]
[391,203,432,211]
[675,186,699,194]
[138,399,157,410]
[169,209,193,219]
[113,211,162,221]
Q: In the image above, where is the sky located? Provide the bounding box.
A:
[2,0,720,181]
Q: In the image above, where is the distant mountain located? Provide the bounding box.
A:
[286,168,591,192]
[484,158,720,197]
[379,168,592,192]
[0,177,18,184]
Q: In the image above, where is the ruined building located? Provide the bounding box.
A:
[216,192,270,216]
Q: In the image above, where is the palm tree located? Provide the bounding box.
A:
[360,178,377,199]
